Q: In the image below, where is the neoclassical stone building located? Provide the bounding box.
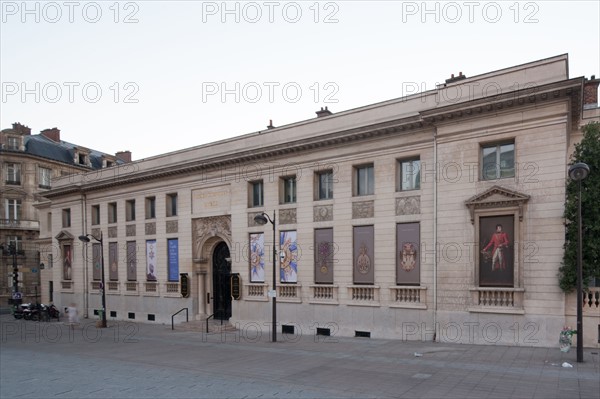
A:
[37,54,599,347]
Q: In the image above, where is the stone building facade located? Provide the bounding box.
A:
[0,124,129,306]
[37,54,600,347]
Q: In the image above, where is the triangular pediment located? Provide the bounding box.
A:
[465,186,530,223]
[55,230,75,241]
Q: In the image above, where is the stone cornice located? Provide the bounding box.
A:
[42,78,585,199]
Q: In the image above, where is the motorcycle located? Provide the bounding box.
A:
[22,303,41,321]
[40,303,60,321]
[12,303,26,319]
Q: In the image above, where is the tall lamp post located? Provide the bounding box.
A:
[568,162,589,363]
[79,231,107,328]
[254,211,277,342]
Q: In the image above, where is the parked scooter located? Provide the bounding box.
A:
[40,303,60,321]
[22,303,41,321]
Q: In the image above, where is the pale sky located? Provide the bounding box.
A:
[1,1,599,160]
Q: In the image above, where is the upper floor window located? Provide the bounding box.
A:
[78,153,88,166]
[281,177,297,204]
[7,136,20,150]
[126,200,136,221]
[62,209,71,228]
[316,170,334,200]
[7,236,23,251]
[5,163,21,185]
[399,158,421,191]
[91,205,100,225]
[481,142,515,180]
[166,193,178,217]
[39,167,52,189]
[145,196,156,219]
[5,199,22,220]
[355,164,374,196]
[108,202,117,224]
[250,181,264,207]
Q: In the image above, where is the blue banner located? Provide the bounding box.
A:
[168,239,179,282]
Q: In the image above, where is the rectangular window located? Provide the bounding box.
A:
[39,167,52,189]
[47,212,52,232]
[5,163,21,185]
[91,205,100,225]
[126,199,136,221]
[282,177,297,204]
[166,193,178,217]
[399,158,420,191]
[7,236,23,251]
[356,164,374,196]
[317,170,334,200]
[145,197,156,219]
[250,181,264,207]
[5,199,21,220]
[481,142,515,180]
[62,209,71,228]
[108,202,117,224]
[7,136,19,150]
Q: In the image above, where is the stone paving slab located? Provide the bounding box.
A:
[1,315,598,398]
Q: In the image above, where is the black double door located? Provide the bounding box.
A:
[212,242,231,320]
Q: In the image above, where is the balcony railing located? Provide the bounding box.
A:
[0,219,40,230]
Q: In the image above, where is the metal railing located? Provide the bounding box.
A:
[171,307,188,330]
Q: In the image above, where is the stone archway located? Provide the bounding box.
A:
[192,216,231,317]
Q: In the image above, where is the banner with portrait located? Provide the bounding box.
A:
[249,233,265,282]
[396,223,420,285]
[353,225,374,284]
[62,244,72,280]
[479,215,514,287]
[279,230,298,283]
[146,240,157,281]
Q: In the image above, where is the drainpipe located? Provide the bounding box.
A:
[433,127,438,342]
[81,192,89,318]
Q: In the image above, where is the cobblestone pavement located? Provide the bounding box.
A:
[1,315,598,398]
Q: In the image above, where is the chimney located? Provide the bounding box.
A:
[115,151,132,163]
[40,127,61,142]
[267,120,275,129]
[583,75,599,109]
[315,106,333,118]
[445,72,467,84]
[11,123,31,135]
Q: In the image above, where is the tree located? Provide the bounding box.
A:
[559,122,600,292]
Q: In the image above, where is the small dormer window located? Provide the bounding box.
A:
[78,153,87,165]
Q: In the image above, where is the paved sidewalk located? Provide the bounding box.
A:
[1,314,598,398]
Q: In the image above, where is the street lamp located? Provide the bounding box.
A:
[79,231,107,328]
[254,211,277,342]
[568,162,589,363]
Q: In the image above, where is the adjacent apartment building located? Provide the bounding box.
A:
[0,124,130,305]
[36,54,600,347]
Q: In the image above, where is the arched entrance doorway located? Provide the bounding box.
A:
[212,241,231,320]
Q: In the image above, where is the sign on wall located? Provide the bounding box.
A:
[479,215,514,287]
[109,242,118,281]
[92,243,102,281]
[353,225,374,284]
[280,230,298,283]
[314,228,334,284]
[127,241,137,281]
[146,240,157,281]
[168,238,179,282]
[396,223,420,285]
[249,233,265,282]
